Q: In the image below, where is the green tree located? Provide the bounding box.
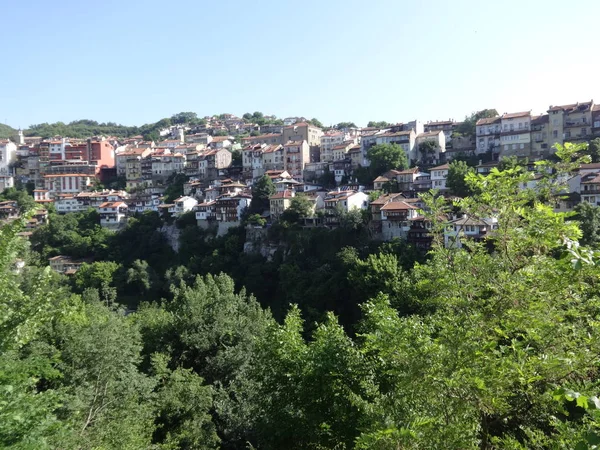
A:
[334,122,357,129]
[366,143,408,178]
[249,175,275,215]
[454,108,499,137]
[366,121,391,128]
[230,148,242,166]
[72,261,120,298]
[126,259,157,295]
[162,173,189,203]
[574,201,600,247]
[588,137,600,163]
[307,118,323,128]
[446,160,476,197]
[246,213,266,227]
[171,112,198,124]
[417,140,439,165]
[280,194,314,223]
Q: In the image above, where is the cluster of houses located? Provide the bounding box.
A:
[0,101,598,257]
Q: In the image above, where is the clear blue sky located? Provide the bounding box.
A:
[3,0,600,129]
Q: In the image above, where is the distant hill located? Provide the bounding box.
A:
[0,123,16,140]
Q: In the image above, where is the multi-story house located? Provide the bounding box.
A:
[168,196,198,217]
[375,130,417,162]
[284,140,310,181]
[500,111,531,157]
[444,216,498,248]
[475,116,501,155]
[369,192,406,235]
[194,200,216,226]
[331,142,354,161]
[548,101,594,147]
[348,145,362,169]
[98,201,128,229]
[261,144,285,172]
[416,131,446,165]
[214,194,252,224]
[530,114,551,158]
[0,174,14,190]
[320,131,345,162]
[332,159,352,184]
[126,193,161,214]
[199,148,232,181]
[430,163,449,191]
[0,201,19,221]
[424,120,454,146]
[43,173,92,198]
[323,190,369,223]
[242,144,266,180]
[116,147,153,177]
[269,190,295,219]
[580,172,600,206]
[282,122,323,153]
[0,140,17,173]
[380,199,419,241]
[48,255,89,275]
[208,136,233,149]
[303,162,329,183]
[241,133,283,147]
[592,105,600,138]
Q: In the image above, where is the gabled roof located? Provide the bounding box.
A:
[501,111,531,119]
[476,117,501,126]
[430,163,449,171]
[381,201,417,211]
[450,216,496,226]
[270,190,294,200]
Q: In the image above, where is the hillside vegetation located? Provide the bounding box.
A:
[0,123,16,140]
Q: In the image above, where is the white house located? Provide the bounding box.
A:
[444,216,498,248]
[169,196,198,216]
[98,201,128,229]
[380,200,419,241]
[430,163,449,191]
[0,140,17,173]
[500,111,532,157]
[0,174,14,190]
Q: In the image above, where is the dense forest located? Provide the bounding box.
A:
[4,144,600,449]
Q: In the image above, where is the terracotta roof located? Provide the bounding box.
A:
[381,201,417,211]
[450,216,495,226]
[418,131,443,137]
[284,140,304,147]
[211,136,232,142]
[581,163,600,170]
[332,143,350,150]
[430,163,449,171]
[476,117,501,126]
[379,131,412,138]
[99,201,127,208]
[373,175,390,183]
[270,190,294,199]
[502,111,531,119]
[262,144,283,154]
[548,101,593,113]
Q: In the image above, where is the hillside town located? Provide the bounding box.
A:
[2,101,600,264]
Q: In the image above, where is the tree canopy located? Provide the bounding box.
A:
[366,143,408,178]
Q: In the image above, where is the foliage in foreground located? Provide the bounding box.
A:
[3,143,600,448]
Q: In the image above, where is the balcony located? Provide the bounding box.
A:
[582,188,600,195]
[564,121,588,128]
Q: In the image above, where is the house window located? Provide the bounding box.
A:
[553,130,558,138]
[520,144,524,149]
[512,144,517,150]
[582,128,587,136]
